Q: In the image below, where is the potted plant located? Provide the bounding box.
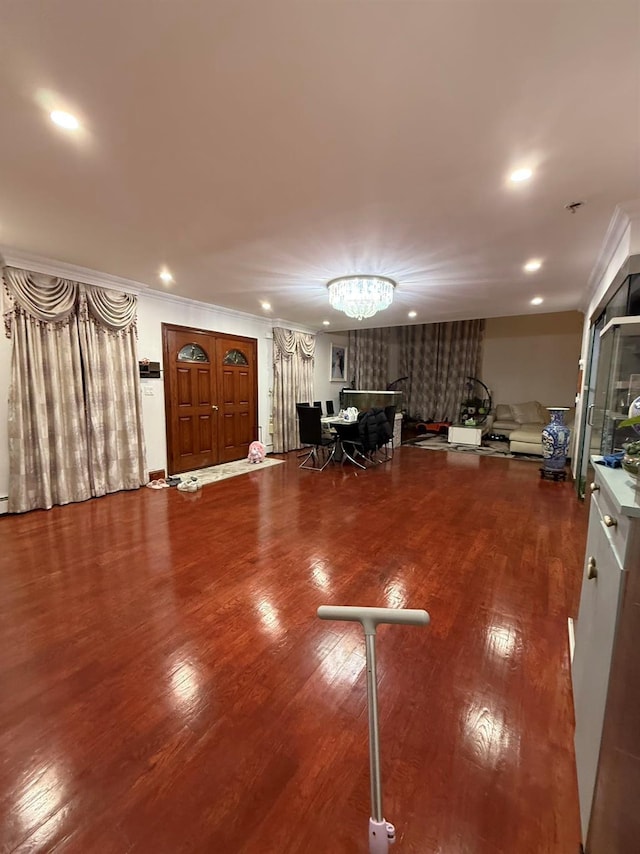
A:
[620,414,640,479]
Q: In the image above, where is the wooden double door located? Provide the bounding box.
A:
[162,324,258,474]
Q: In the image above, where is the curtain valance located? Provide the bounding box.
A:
[3,268,77,334]
[3,266,138,337]
[81,283,137,332]
[272,327,315,361]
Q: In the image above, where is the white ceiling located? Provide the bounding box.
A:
[1,1,639,330]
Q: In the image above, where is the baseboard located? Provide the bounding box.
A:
[568,617,575,663]
[0,497,8,515]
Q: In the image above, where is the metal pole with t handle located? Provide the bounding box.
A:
[317,605,430,853]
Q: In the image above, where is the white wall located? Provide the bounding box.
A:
[0,267,358,510]
[0,285,274,508]
[0,281,589,507]
[0,276,351,507]
[136,292,273,476]
[482,311,584,406]
[313,331,349,412]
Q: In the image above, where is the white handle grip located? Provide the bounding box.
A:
[317,605,430,635]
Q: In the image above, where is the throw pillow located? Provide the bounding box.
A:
[537,403,550,423]
[495,404,513,420]
[511,401,543,424]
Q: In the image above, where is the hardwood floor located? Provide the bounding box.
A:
[0,447,587,853]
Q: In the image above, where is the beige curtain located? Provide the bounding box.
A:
[348,327,391,388]
[3,267,147,513]
[5,275,92,512]
[272,327,315,453]
[398,319,485,421]
[79,285,147,496]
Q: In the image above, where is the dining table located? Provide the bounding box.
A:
[321,415,365,468]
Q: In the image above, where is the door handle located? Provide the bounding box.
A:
[589,482,599,493]
[603,514,617,528]
[587,556,597,580]
[587,403,595,426]
[211,405,219,411]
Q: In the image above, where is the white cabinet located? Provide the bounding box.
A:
[448,424,482,446]
[572,490,626,842]
[572,462,640,846]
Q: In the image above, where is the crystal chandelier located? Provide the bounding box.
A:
[327,275,396,321]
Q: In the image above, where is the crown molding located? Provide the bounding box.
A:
[0,246,286,328]
[621,198,640,220]
[271,317,317,335]
[583,199,640,311]
[141,287,275,327]
[0,247,148,294]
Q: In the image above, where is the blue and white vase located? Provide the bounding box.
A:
[541,407,571,472]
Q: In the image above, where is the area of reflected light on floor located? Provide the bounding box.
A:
[462,700,518,771]
[317,640,366,689]
[169,657,202,716]
[310,562,332,592]
[485,622,519,660]
[15,763,67,847]
[255,595,283,635]
[384,577,407,608]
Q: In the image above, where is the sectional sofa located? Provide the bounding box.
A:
[491,400,575,457]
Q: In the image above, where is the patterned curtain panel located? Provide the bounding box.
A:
[398,319,485,421]
[348,327,391,389]
[3,267,147,513]
[78,286,147,496]
[272,327,315,453]
[5,302,92,513]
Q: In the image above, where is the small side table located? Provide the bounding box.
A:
[448,424,483,447]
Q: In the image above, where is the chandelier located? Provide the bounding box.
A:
[327,275,396,321]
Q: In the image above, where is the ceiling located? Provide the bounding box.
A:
[1,1,639,331]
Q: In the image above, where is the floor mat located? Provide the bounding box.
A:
[179,456,284,486]
[407,435,541,461]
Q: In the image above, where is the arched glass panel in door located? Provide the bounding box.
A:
[177,343,209,362]
[223,348,249,366]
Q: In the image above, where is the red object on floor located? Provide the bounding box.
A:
[416,420,451,435]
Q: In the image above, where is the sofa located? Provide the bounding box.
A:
[491,400,575,457]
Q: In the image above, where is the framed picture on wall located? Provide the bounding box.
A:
[330,343,347,382]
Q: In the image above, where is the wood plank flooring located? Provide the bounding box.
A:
[0,447,587,853]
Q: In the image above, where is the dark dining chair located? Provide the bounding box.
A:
[295,402,312,457]
[381,405,397,460]
[333,410,377,469]
[297,405,337,471]
[325,400,335,416]
[337,408,393,468]
[334,418,368,469]
[313,401,323,415]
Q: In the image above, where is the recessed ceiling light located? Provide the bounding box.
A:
[261,301,271,311]
[531,297,544,306]
[159,269,173,284]
[50,110,79,130]
[408,311,417,318]
[524,259,542,273]
[322,320,330,326]
[510,167,533,183]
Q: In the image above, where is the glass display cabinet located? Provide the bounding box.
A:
[590,317,640,456]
